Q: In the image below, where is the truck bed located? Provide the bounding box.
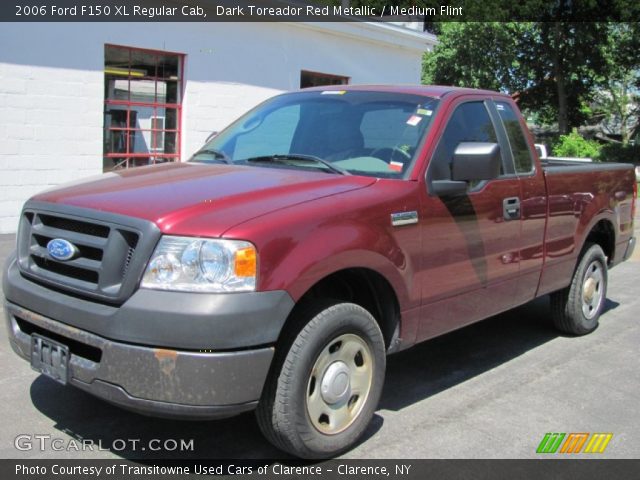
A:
[537,160,636,296]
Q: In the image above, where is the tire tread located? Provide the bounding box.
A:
[550,242,607,336]
[256,300,385,458]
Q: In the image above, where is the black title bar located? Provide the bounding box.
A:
[3,459,640,480]
[2,0,640,22]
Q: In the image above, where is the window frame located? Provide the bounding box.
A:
[103,44,185,171]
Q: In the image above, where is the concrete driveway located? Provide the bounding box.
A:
[0,221,638,460]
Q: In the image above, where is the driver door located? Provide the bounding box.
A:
[417,97,522,341]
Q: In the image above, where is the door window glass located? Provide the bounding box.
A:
[431,102,499,181]
[496,101,534,173]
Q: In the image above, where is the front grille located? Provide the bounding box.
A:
[32,233,103,261]
[32,255,100,284]
[17,203,160,304]
[39,214,110,238]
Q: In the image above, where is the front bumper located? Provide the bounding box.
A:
[5,301,273,419]
[3,253,296,419]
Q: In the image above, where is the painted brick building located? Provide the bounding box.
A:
[0,20,435,233]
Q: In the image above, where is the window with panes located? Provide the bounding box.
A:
[103,45,184,172]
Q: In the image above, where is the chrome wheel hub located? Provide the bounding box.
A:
[582,261,604,319]
[320,361,351,405]
[306,333,373,435]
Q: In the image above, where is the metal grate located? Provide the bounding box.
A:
[39,214,110,238]
[32,255,99,284]
[17,208,149,304]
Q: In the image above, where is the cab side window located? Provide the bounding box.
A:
[495,101,533,174]
[431,101,499,181]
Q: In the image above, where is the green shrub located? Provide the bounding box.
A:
[599,143,640,164]
[552,129,601,160]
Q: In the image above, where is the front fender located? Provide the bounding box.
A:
[222,181,423,312]
[261,220,415,309]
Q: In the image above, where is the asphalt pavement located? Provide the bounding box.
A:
[0,217,638,460]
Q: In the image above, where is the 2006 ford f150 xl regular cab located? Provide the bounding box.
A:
[3,85,637,458]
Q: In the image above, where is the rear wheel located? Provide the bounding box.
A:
[550,243,608,335]
[256,301,385,458]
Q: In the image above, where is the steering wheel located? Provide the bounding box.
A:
[370,146,412,165]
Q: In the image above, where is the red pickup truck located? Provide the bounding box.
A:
[3,85,636,458]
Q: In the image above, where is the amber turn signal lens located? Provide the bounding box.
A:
[234,247,257,277]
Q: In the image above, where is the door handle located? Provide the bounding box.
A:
[503,197,521,221]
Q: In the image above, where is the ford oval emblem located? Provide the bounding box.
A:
[46,238,78,261]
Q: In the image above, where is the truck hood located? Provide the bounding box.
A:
[32,162,376,237]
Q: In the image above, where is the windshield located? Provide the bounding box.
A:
[190,90,439,178]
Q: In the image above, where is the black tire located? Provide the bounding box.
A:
[550,243,608,335]
[256,301,386,459]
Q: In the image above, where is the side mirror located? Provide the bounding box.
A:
[431,142,501,196]
[451,142,501,181]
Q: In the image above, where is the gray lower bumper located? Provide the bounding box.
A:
[5,302,273,419]
[2,252,296,418]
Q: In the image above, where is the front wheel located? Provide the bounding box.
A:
[550,243,608,335]
[256,301,386,459]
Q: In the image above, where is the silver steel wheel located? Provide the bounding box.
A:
[306,333,373,435]
[582,260,604,319]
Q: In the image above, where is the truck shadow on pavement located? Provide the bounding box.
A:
[28,295,619,460]
[381,296,618,412]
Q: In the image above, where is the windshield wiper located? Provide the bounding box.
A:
[245,154,349,175]
[191,148,233,164]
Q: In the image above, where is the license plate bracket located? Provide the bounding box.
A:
[31,334,69,385]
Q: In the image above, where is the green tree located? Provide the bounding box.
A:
[592,23,640,145]
[553,129,602,160]
[422,21,610,134]
[422,23,528,93]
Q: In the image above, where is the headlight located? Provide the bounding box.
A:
[141,236,257,292]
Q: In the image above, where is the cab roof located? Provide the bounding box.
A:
[300,84,512,100]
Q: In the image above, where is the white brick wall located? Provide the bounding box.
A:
[0,57,104,232]
[0,21,433,233]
